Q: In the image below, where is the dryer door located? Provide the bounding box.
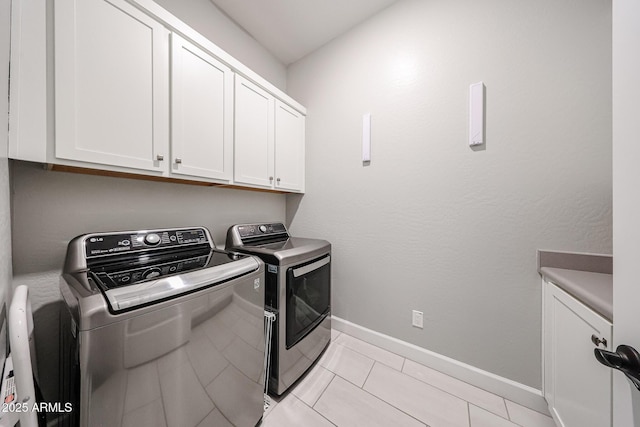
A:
[285,255,331,349]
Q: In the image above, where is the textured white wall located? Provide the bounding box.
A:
[153,0,287,90]
[11,163,286,277]
[286,0,612,389]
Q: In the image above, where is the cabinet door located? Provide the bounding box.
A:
[55,0,169,172]
[274,101,305,192]
[234,76,274,188]
[171,34,233,181]
[546,282,612,427]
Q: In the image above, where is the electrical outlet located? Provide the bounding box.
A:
[412,310,423,329]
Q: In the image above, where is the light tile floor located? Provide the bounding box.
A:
[261,330,556,427]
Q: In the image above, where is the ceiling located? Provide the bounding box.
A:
[209,0,401,65]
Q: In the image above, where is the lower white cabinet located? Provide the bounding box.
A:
[543,280,612,427]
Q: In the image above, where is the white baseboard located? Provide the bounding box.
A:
[332,316,549,415]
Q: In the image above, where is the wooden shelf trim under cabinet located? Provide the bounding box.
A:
[47,164,290,194]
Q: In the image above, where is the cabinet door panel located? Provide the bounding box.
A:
[234,76,274,188]
[274,101,304,192]
[171,34,232,181]
[55,0,168,171]
[548,283,612,427]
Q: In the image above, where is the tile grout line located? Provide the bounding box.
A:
[361,359,376,389]
[338,370,369,389]
[503,401,553,427]
[340,332,505,410]
[327,332,554,426]
[321,356,372,391]
[504,398,511,420]
[334,333,557,425]
[323,358,428,427]
[338,332,517,422]
[307,369,336,408]
[360,368,429,427]
[505,399,555,419]
[313,408,338,427]
[337,334,405,371]
[470,403,532,427]
[280,390,338,427]
[309,375,339,426]
[399,358,514,422]
[322,340,378,388]
[503,398,556,426]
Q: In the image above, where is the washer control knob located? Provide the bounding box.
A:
[259,225,267,233]
[144,233,161,245]
[142,268,162,280]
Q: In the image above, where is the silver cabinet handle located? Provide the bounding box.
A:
[269,176,274,181]
[276,178,281,183]
[156,155,164,161]
[175,158,182,164]
[592,334,608,348]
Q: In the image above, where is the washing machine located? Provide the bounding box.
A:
[60,227,265,427]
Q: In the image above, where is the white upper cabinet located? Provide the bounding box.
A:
[10,0,306,192]
[274,100,305,192]
[234,76,275,188]
[170,33,233,181]
[54,0,169,172]
[234,77,306,192]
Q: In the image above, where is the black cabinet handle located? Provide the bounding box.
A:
[595,345,640,391]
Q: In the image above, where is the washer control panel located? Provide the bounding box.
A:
[101,252,211,287]
[84,228,210,258]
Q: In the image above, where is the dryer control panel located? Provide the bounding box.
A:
[226,223,289,248]
[237,223,287,239]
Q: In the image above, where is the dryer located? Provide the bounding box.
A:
[226,223,331,395]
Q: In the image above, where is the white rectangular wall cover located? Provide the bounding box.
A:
[469,82,485,146]
[362,113,371,162]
